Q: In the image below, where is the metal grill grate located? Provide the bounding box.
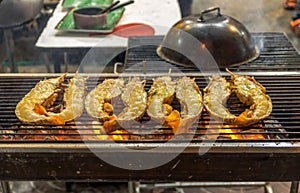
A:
[0,74,299,144]
[124,32,300,73]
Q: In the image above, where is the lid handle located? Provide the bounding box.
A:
[198,7,221,22]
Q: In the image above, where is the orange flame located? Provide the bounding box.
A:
[109,130,129,140]
[220,125,265,140]
[92,121,129,140]
[94,129,129,140]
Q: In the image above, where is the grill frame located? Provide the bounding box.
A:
[1,72,300,181]
[1,32,300,182]
[1,142,300,181]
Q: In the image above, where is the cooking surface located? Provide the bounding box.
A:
[0,74,298,143]
[124,33,300,73]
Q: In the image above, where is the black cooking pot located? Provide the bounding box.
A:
[157,7,259,68]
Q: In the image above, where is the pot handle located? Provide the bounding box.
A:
[198,7,221,22]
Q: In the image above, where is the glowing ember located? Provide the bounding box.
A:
[220,125,241,140]
[93,121,129,140]
[204,122,265,140]
[110,130,129,140]
[220,125,265,140]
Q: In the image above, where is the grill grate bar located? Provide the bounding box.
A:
[0,74,299,144]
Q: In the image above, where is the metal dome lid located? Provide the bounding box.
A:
[157,7,259,69]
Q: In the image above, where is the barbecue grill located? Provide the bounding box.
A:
[1,32,300,193]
